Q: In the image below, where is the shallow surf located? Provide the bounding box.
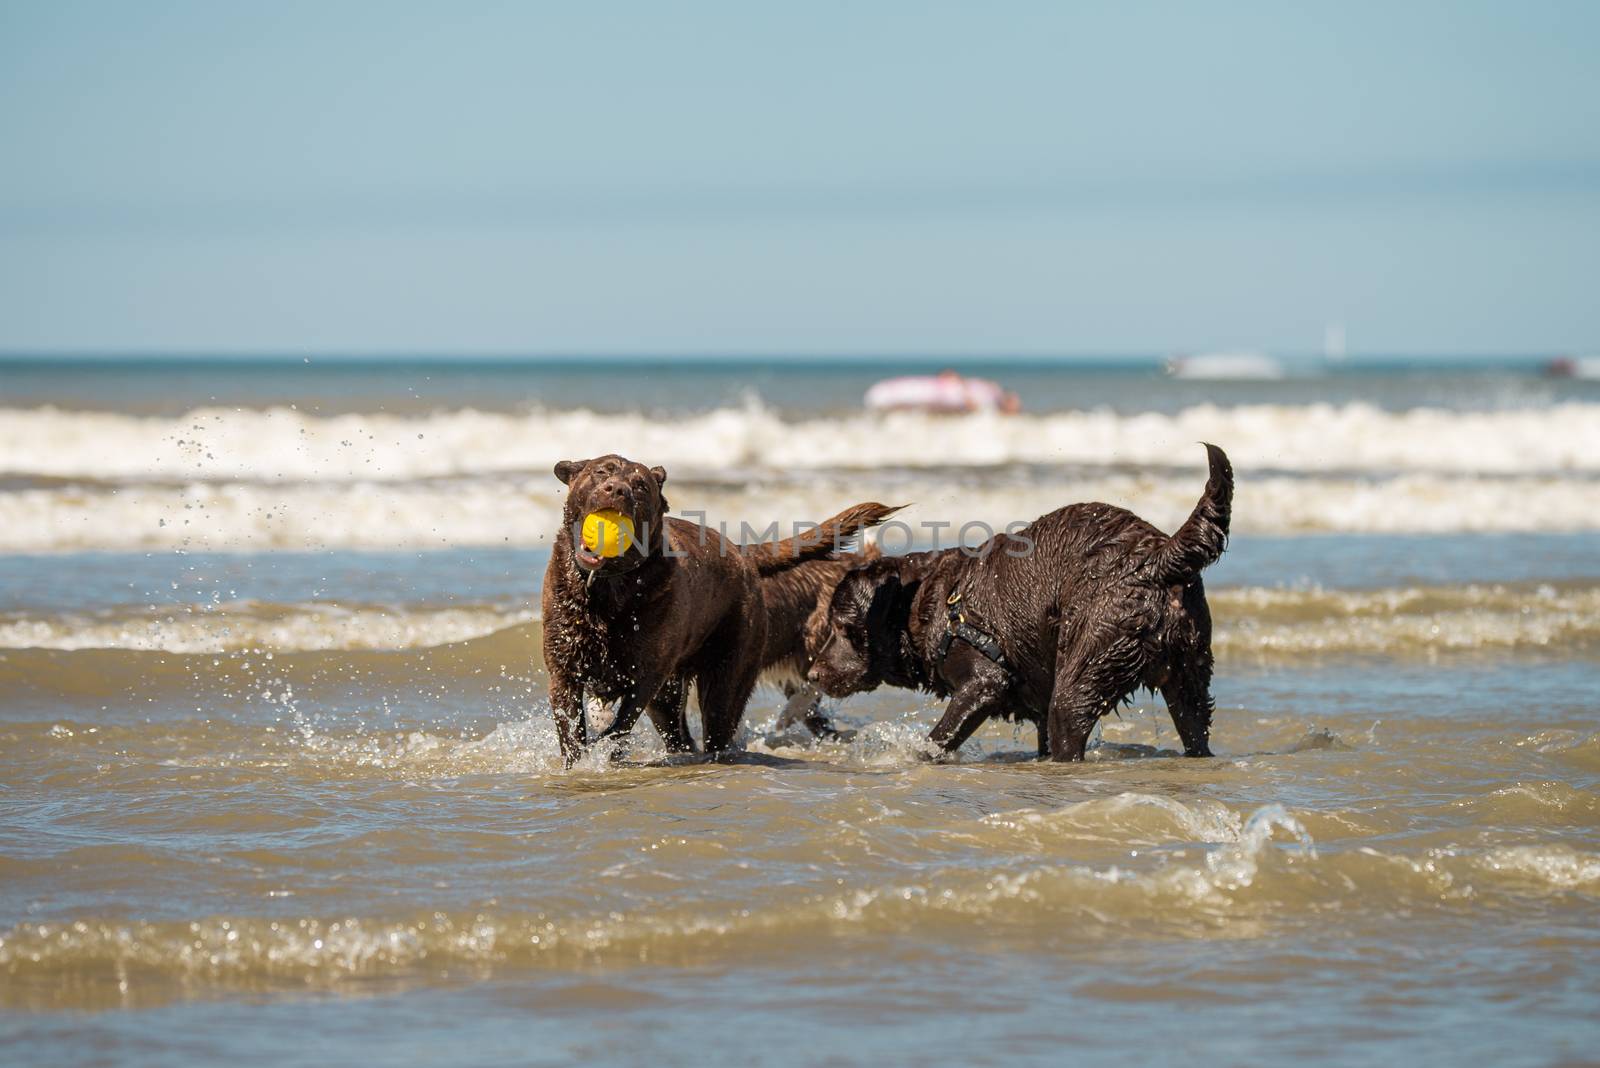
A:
[3,364,1598,1064]
[5,537,1598,1067]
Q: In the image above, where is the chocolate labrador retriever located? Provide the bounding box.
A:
[760,544,884,738]
[541,453,896,767]
[808,444,1233,761]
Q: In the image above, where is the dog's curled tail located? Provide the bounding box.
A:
[1148,443,1233,586]
[743,502,903,576]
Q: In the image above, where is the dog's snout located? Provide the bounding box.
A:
[591,478,634,511]
[806,664,833,696]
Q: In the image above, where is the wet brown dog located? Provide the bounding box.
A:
[540,454,896,767]
[759,545,883,738]
[808,444,1232,761]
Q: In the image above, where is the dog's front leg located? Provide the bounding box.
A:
[548,672,587,769]
[645,675,696,753]
[927,673,1009,757]
[595,663,672,755]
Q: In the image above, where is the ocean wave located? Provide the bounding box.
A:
[963,793,1246,849]
[1210,582,1600,657]
[0,601,531,654]
[1477,845,1600,889]
[2,401,1598,483]
[2,469,1597,551]
[0,628,540,709]
[5,813,1595,992]
[2,717,566,782]
[1521,731,1600,773]
[3,583,1595,664]
[1464,783,1600,826]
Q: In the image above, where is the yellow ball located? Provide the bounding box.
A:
[581,510,635,557]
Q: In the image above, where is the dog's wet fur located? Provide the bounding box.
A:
[758,544,884,738]
[540,453,897,767]
[808,444,1234,761]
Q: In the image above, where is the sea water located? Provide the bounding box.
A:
[2,356,1597,1066]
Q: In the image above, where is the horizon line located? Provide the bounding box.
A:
[0,350,1573,364]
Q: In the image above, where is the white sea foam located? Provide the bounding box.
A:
[1477,845,1600,890]
[0,468,1593,551]
[1,402,1596,549]
[0,603,531,653]
[1211,583,1600,656]
[8,582,1594,658]
[2,401,1598,481]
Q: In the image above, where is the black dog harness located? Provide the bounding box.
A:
[936,590,1010,673]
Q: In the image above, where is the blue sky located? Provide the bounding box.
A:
[1,1,1596,356]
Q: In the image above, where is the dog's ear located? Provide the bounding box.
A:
[858,566,919,674]
[834,559,911,627]
[649,465,667,488]
[826,565,871,633]
[866,570,914,630]
[834,558,891,612]
[866,572,901,617]
[553,459,588,486]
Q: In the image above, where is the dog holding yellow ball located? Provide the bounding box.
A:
[581,508,634,560]
[541,453,897,768]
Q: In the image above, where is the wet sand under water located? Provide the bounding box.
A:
[2,538,1599,1066]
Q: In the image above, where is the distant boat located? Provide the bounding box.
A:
[864,370,1021,414]
[1543,355,1600,379]
[1166,351,1286,380]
